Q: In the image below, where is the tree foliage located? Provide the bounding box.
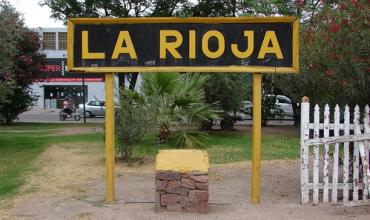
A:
[203,74,249,114]
[0,1,45,124]
[244,0,369,124]
[0,0,23,105]
[274,0,369,123]
[301,0,369,107]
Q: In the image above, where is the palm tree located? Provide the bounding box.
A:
[141,72,219,148]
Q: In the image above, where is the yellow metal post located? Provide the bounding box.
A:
[105,73,115,202]
[252,73,262,204]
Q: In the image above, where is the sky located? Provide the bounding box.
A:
[9,0,64,28]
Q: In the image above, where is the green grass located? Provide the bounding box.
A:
[0,127,103,199]
[0,122,103,131]
[133,131,300,164]
[0,122,299,200]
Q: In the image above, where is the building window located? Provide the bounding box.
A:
[43,32,56,50]
[58,32,67,50]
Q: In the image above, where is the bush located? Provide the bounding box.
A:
[115,89,153,161]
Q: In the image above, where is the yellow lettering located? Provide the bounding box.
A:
[160,30,183,59]
[189,30,196,59]
[82,31,105,59]
[202,30,225,59]
[111,31,137,59]
[231,31,254,59]
[257,31,283,59]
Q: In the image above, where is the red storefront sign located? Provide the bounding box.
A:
[44,78,104,82]
[38,58,104,82]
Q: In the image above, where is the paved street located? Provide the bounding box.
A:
[17,108,104,123]
[17,109,294,126]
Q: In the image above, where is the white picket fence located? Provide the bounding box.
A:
[300,97,370,206]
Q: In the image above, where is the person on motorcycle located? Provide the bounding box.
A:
[59,95,81,121]
[62,96,75,115]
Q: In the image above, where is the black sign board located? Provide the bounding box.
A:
[67,17,299,73]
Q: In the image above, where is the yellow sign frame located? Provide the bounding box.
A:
[67,17,299,73]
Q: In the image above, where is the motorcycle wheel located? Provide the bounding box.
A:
[59,113,66,121]
[74,115,81,121]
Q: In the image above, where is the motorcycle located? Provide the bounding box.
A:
[59,107,81,121]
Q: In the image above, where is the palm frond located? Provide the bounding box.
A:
[173,130,208,149]
[141,72,220,146]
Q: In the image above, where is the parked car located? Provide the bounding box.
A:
[77,100,105,117]
[241,95,294,117]
[274,95,294,117]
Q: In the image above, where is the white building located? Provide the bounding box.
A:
[31,27,107,109]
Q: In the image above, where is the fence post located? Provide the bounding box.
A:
[323,104,330,203]
[300,96,310,204]
[343,105,350,203]
[364,105,370,197]
[353,105,360,201]
[356,125,370,201]
[332,105,340,203]
[313,104,320,204]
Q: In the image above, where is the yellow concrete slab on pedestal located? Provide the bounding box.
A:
[155,150,209,173]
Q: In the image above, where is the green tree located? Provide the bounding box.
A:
[301,0,369,107]
[202,73,249,130]
[244,0,369,124]
[243,0,330,18]
[273,0,369,125]
[204,74,249,113]
[0,0,23,106]
[141,73,219,148]
[188,0,247,17]
[0,1,45,124]
[0,31,46,124]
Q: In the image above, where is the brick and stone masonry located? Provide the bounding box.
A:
[155,150,209,213]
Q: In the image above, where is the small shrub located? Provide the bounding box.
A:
[115,89,153,161]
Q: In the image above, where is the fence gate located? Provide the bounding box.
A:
[300,97,370,206]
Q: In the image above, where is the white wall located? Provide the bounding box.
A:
[31,81,106,109]
[31,83,44,109]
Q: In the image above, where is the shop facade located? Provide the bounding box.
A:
[31,28,106,109]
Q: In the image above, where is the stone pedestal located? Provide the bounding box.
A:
[155,150,209,214]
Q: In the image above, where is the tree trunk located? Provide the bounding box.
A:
[262,119,268,127]
[292,101,300,126]
[119,73,138,91]
[157,123,170,143]
[129,73,138,90]
[5,114,12,125]
[118,74,125,88]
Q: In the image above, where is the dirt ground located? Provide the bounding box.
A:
[0,126,369,220]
